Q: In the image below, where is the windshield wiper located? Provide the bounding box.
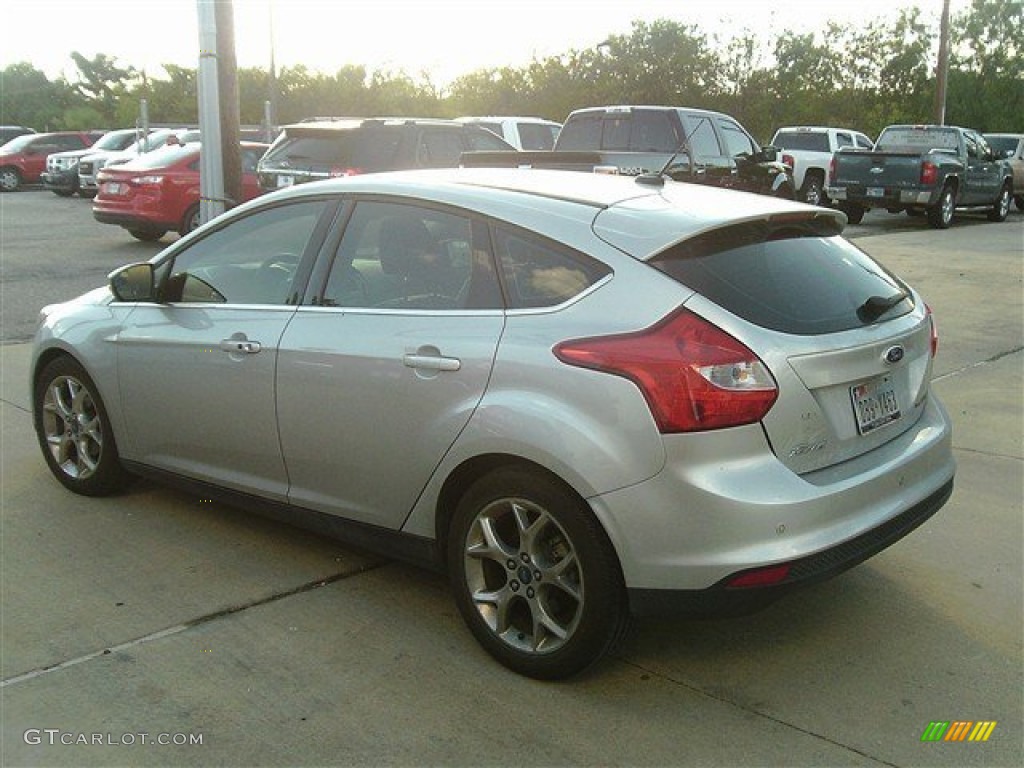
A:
[857,292,908,324]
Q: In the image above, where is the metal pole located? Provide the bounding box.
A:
[197,0,225,227]
[934,0,951,125]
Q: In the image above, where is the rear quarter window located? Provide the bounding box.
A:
[651,224,913,335]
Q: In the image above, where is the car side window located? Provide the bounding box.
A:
[964,133,979,159]
[679,115,723,158]
[161,200,329,305]
[322,201,500,310]
[717,118,756,157]
[518,123,557,151]
[416,130,465,167]
[855,134,874,149]
[493,225,611,309]
[836,133,853,149]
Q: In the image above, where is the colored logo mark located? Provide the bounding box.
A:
[921,721,997,742]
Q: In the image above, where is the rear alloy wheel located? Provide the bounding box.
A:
[928,185,955,229]
[34,356,129,496]
[0,167,21,192]
[988,185,1011,222]
[129,229,166,242]
[448,467,629,680]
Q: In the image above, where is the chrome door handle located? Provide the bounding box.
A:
[220,339,262,354]
[403,354,461,372]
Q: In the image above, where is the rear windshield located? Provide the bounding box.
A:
[773,131,830,152]
[876,127,959,153]
[262,129,403,172]
[557,111,679,153]
[651,224,913,335]
[985,136,1019,155]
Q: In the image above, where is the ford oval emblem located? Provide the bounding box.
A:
[884,345,905,364]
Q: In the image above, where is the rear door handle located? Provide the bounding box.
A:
[220,339,262,354]
[403,353,461,372]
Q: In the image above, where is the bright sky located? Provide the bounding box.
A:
[3,0,965,88]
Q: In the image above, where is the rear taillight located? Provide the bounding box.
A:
[926,303,938,357]
[553,308,778,433]
[781,153,795,170]
[921,161,938,186]
[829,154,837,180]
[726,564,791,589]
[329,167,363,177]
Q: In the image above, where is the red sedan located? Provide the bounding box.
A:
[93,142,267,241]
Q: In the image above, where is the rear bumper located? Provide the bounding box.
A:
[591,394,955,616]
[92,208,172,232]
[827,186,938,208]
[627,478,953,616]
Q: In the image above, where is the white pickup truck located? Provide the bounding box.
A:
[770,126,875,205]
[456,116,561,150]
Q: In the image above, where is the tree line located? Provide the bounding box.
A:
[2,0,1020,145]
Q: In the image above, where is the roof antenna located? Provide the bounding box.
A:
[636,116,707,187]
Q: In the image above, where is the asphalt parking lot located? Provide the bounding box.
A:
[1,190,1022,767]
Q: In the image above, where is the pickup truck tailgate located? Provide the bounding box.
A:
[833,151,926,192]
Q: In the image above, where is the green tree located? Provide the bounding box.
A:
[69,52,138,124]
[0,63,72,130]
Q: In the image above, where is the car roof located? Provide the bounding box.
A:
[249,168,843,259]
[567,105,728,120]
[283,117,471,132]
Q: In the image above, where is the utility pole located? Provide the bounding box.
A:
[933,0,951,125]
[196,0,241,228]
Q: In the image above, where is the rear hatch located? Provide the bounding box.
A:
[257,125,403,188]
[596,209,936,476]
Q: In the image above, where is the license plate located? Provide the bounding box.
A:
[851,376,901,434]
[867,187,885,198]
[276,174,293,188]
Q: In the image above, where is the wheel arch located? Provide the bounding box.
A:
[432,453,594,567]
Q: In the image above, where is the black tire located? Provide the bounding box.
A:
[129,229,166,242]
[928,185,955,229]
[34,356,130,497]
[447,467,629,679]
[0,167,21,192]
[180,204,201,235]
[800,174,825,206]
[839,203,865,225]
[988,184,1011,222]
[1014,195,1024,212]
[79,190,96,199]
[52,188,74,198]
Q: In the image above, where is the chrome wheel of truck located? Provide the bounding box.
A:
[988,185,1011,222]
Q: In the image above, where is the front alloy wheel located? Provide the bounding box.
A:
[449,468,629,679]
[34,356,129,496]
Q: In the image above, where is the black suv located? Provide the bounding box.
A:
[257,117,515,191]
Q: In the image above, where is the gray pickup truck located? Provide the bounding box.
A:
[461,105,795,199]
[827,124,1013,228]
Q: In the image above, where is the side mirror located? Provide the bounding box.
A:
[109,263,155,302]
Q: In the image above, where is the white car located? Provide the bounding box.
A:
[456,116,561,150]
[771,126,875,205]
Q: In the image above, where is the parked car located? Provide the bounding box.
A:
[257,117,515,191]
[463,105,796,198]
[77,128,189,196]
[827,124,1013,227]
[0,125,36,145]
[0,131,102,191]
[456,116,562,150]
[770,126,875,205]
[41,128,140,197]
[35,168,954,679]
[92,141,267,241]
[984,132,1024,210]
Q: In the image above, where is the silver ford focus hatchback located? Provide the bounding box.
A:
[32,168,954,679]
